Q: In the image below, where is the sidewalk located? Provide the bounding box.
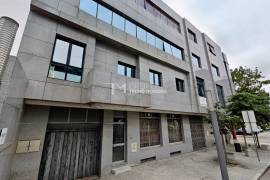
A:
[100,147,270,180]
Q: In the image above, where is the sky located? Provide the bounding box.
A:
[1,0,270,91]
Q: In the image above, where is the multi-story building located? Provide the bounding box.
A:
[0,0,234,179]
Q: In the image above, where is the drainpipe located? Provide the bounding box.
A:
[0,16,19,84]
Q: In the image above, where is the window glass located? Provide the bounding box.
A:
[125,20,136,37]
[155,37,163,50]
[196,77,205,97]
[216,85,226,108]
[52,39,69,64]
[49,107,69,122]
[164,42,172,55]
[168,118,183,143]
[137,26,147,42]
[176,78,185,92]
[48,65,66,80]
[117,62,136,78]
[149,70,161,86]
[154,73,159,86]
[188,29,197,43]
[97,4,112,24]
[70,108,86,122]
[49,37,85,83]
[192,54,201,68]
[140,117,161,147]
[70,44,84,68]
[112,12,125,31]
[171,46,183,60]
[149,72,154,85]
[147,32,156,47]
[212,65,220,77]
[117,64,125,76]
[126,67,132,77]
[79,0,97,17]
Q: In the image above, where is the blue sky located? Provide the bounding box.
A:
[1,0,270,91]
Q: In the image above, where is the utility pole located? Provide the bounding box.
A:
[206,91,229,180]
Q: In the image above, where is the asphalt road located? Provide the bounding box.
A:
[260,167,270,180]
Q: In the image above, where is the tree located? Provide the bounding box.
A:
[226,92,270,129]
[231,66,270,94]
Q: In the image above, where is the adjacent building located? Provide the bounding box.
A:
[0,0,234,179]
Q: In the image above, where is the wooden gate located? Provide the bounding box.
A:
[38,129,100,180]
[190,117,206,151]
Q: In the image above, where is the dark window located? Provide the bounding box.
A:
[175,78,185,92]
[216,85,226,108]
[192,54,201,68]
[188,29,197,43]
[147,32,156,47]
[140,113,161,148]
[69,108,87,122]
[49,107,69,122]
[212,64,220,77]
[48,37,85,83]
[137,26,147,42]
[97,4,112,24]
[112,12,125,31]
[125,20,137,37]
[117,62,136,78]
[196,77,206,97]
[208,43,216,56]
[149,70,162,86]
[167,115,183,143]
[80,0,97,17]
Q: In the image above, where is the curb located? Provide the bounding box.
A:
[252,163,270,180]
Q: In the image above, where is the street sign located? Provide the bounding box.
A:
[242,111,260,133]
[241,111,260,161]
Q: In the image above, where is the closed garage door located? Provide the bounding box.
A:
[38,107,103,180]
[190,117,206,151]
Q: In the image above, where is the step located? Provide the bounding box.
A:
[111,165,131,175]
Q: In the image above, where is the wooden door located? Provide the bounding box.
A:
[38,129,100,180]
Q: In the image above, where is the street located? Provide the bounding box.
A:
[260,167,270,180]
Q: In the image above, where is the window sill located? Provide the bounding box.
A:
[47,77,83,88]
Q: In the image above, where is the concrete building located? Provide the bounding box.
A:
[0,0,234,179]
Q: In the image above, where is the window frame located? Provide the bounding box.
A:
[207,43,216,56]
[117,61,136,78]
[212,64,220,77]
[175,78,185,92]
[188,29,197,43]
[192,53,201,68]
[48,35,86,83]
[196,77,206,97]
[149,70,162,86]
[167,115,184,143]
[216,84,226,108]
[140,113,161,148]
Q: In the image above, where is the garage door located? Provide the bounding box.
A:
[38,129,100,180]
[190,117,206,151]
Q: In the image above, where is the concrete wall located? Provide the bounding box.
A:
[0,56,27,180]
[100,111,193,174]
[11,105,50,180]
